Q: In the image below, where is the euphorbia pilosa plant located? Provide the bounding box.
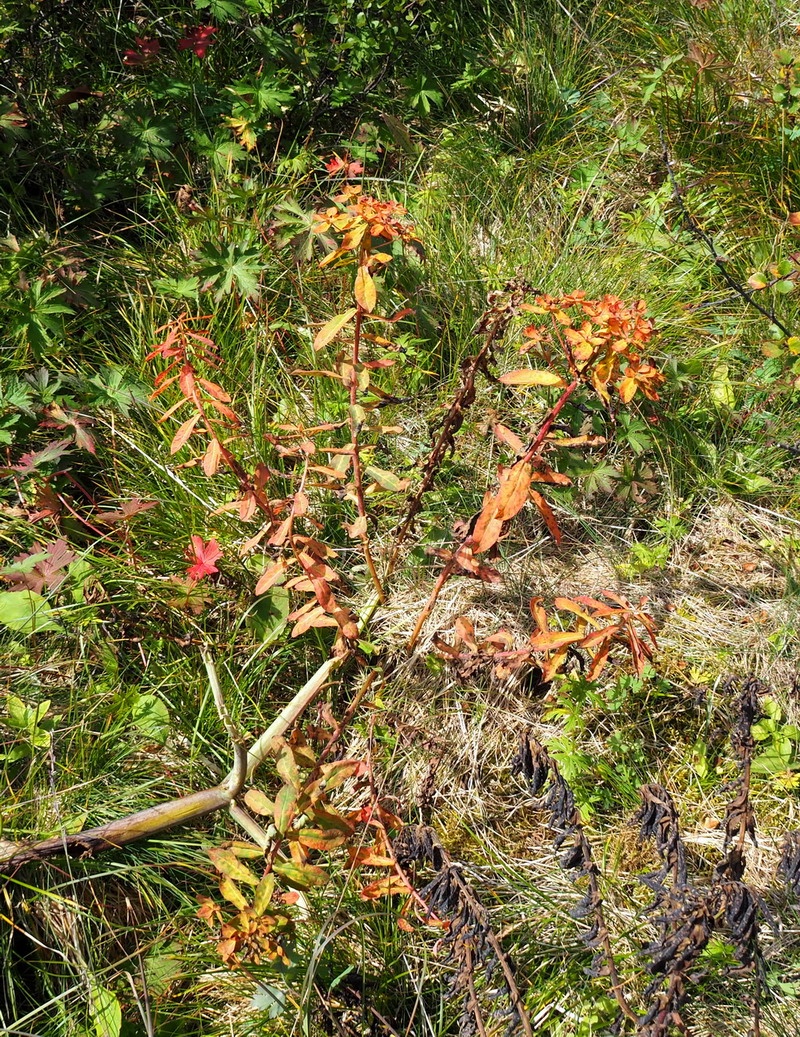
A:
[408,291,665,648]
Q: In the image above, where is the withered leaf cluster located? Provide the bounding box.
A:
[394,824,532,1037]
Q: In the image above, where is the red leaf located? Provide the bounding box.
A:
[185,536,222,581]
[177,25,217,58]
[170,413,200,454]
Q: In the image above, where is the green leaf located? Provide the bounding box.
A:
[775,279,794,294]
[91,986,122,1037]
[131,694,170,743]
[710,363,735,409]
[246,587,289,644]
[196,238,264,300]
[0,590,62,634]
[273,784,297,834]
[363,465,406,491]
[252,872,275,915]
[244,788,275,815]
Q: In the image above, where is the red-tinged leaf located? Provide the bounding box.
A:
[321,759,368,790]
[227,840,265,859]
[314,308,357,351]
[268,516,292,546]
[492,423,525,454]
[528,630,585,651]
[572,595,611,611]
[553,597,596,624]
[332,607,360,640]
[202,437,222,476]
[541,646,571,682]
[454,616,477,649]
[397,916,414,932]
[344,515,368,539]
[586,640,613,681]
[291,606,339,637]
[578,625,618,651]
[312,805,356,833]
[216,938,237,962]
[243,788,274,815]
[255,558,287,595]
[359,875,410,900]
[354,264,377,312]
[252,872,275,916]
[273,784,297,834]
[348,846,395,867]
[530,597,548,632]
[170,413,201,454]
[198,378,231,402]
[4,439,71,477]
[94,498,159,523]
[272,860,329,890]
[298,828,347,851]
[499,369,566,387]
[532,466,572,486]
[207,847,259,885]
[529,489,561,544]
[157,397,187,423]
[293,490,309,517]
[207,398,240,422]
[362,357,396,369]
[179,365,196,399]
[185,536,222,581]
[371,306,413,324]
[219,877,249,910]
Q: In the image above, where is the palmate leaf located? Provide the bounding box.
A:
[195,238,265,300]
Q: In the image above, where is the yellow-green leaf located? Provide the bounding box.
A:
[272,860,329,890]
[314,308,356,351]
[274,784,297,834]
[219,877,249,910]
[207,847,259,885]
[244,788,275,816]
[253,872,275,916]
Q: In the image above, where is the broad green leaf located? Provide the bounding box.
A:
[131,694,170,744]
[246,587,290,644]
[0,590,62,634]
[91,986,122,1037]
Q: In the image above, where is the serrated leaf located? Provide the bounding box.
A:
[314,309,356,351]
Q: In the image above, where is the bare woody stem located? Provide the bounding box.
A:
[349,302,385,602]
[407,378,580,652]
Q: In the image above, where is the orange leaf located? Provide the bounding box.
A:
[492,422,525,454]
[494,460,532,521]
[202,437,222,476]
[528,630,585,651]
[499,369,567,387]
[529,489,561,544]
[359,875,411,900]
[255,558,287,595]
[354,265,377,312]
[314,308,357,351]
[170,413,200,454]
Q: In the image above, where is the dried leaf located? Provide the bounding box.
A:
[499,369,566,387]
[354,265,377,312]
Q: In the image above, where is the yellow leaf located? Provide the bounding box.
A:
[499,369,566,387]
[226,116,257,152]
[354,265,377,312]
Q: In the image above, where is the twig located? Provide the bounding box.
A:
[660,127,793,338]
